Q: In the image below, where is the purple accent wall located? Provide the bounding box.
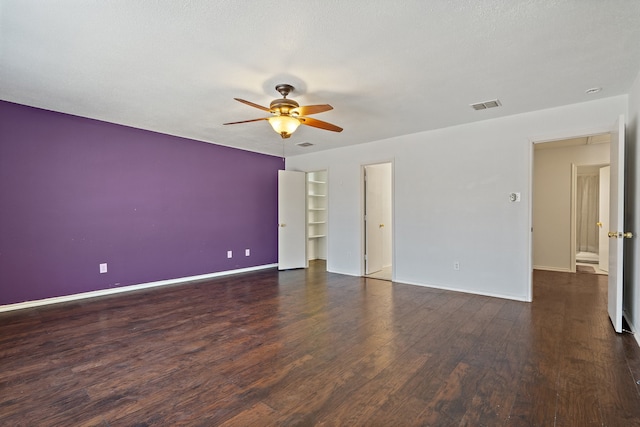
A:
[0,101,282,305]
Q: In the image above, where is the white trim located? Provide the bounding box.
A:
[0,264,278,313]
[529,124,613,146]
[332,270,530,302]
[623,312,640,348]
[327,268,358,277]
[527,139,534,302]
[394,278,530,302]
[570,163,577,273]
[533,265,572,273]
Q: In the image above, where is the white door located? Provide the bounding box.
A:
[364,166,383,274]
[608,116,626,333]
[598,166,610,272]
[278,170,307,270]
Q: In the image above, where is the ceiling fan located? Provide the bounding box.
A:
[223,84,343,139]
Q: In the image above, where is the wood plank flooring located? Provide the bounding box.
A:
[1,262,640,426]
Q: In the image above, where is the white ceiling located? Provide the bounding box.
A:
[2,1,640,157]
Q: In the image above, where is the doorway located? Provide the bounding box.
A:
[307,170,328,271]
[532,132,611,275]
[532,116,628,333]
[363,162,393,281]
[574,164,609,275]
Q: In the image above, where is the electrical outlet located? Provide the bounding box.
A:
[245,249,250,256]
[453,261,460,271]
[99,263,108,273]
[227,250,232,258]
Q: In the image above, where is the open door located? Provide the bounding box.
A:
[364,166,384,274]
[598,166,610,272]
[607,116,628,333]
[364,163,393,277]
[278,170,307,270]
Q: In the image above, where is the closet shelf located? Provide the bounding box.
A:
[308,221,326,224]
[308,235,326,239]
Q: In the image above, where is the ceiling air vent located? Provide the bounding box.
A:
[470,99,502,110]
[296,142,314,147]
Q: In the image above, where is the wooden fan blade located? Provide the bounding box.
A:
[299,116,343,132]
[291,104,333,116]
[234,98,271,112]
[223,117,269,125]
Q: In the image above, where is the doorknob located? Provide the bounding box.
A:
[279,223,286,227]
[596,222,603,228]
[379,224,384,228]
[608,231,618,238]
[623,232,633,238]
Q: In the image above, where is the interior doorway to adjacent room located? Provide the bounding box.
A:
[532,132,611,276]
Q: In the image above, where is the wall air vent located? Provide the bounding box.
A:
[296,142,314,147]
[470,99,502,110]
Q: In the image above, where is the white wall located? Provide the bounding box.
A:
[287,96,627,301]
[626,69,640,339]
[533,143,609,271]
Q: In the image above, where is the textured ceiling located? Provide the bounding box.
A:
[2,0,640,157]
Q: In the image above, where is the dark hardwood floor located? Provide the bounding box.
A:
[1,262,640,426]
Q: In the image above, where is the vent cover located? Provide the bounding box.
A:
[296,142,314,147]
[470,99,502,110]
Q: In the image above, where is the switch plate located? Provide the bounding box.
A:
[509,192,521,202]
[245,249,250,256]
[99,263,107,273]
[227,250,232,258]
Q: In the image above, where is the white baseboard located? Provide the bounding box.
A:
[327,269,530,302]
[393,278,530,302]
[0,264,278,313]
[533,265,572,273]
[623,312,640,348]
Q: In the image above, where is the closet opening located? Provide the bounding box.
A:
[363,162,393,281]
[307,170,328,271]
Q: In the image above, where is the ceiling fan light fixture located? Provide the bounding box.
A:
[225,84,342,138]
[268,115,300,139]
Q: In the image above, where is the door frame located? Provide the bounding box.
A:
[360,160,395,279]
[528,123,616,301]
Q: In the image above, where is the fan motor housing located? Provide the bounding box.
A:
[270,98,299,115]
